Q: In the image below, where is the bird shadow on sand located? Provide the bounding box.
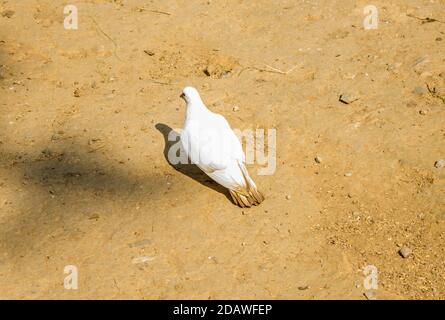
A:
[155,123,232,202]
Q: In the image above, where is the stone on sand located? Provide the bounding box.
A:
[339,93,359,104]
[434,159,444,168]
[399,246,412,258]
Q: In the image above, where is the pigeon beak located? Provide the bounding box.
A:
[180,93,185,99]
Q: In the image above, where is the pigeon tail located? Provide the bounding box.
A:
[229,188,265,208]
[228,162,265,207]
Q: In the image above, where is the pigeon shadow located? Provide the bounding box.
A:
[155,123,232,202]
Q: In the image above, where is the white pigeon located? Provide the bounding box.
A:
[180,86,264,207]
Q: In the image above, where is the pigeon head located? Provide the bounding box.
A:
[180,86,202,104]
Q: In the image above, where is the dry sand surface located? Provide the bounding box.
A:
[0,0,444,299]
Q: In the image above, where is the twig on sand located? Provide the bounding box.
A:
[406,13,445,24]
[90,16,123,61]
[263,63,299,74]
[146,79,172,86]
[426,83,445,104]
[136,7,171,15]
[238,63,299,76]
[147,10,171,16]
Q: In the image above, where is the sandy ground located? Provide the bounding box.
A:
[0,0,444,299]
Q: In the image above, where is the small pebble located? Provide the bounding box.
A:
[203,68,211,76]
[413,86,427,95]
[128,239,151,248]
[399,246,412,258]
[285,194,291,200]
[143,50,155,56]
[339,93,359,104]
[132,256,156,264]
[232,105,239,112]
[298,285,309,290]
[314,155,322,164]
[434,159,444,168]
[419,109,427,115]
[344,172,353,177]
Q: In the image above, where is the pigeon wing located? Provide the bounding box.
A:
[201,113,247,170]
[181,116,231,173]
[214,114,245,162]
